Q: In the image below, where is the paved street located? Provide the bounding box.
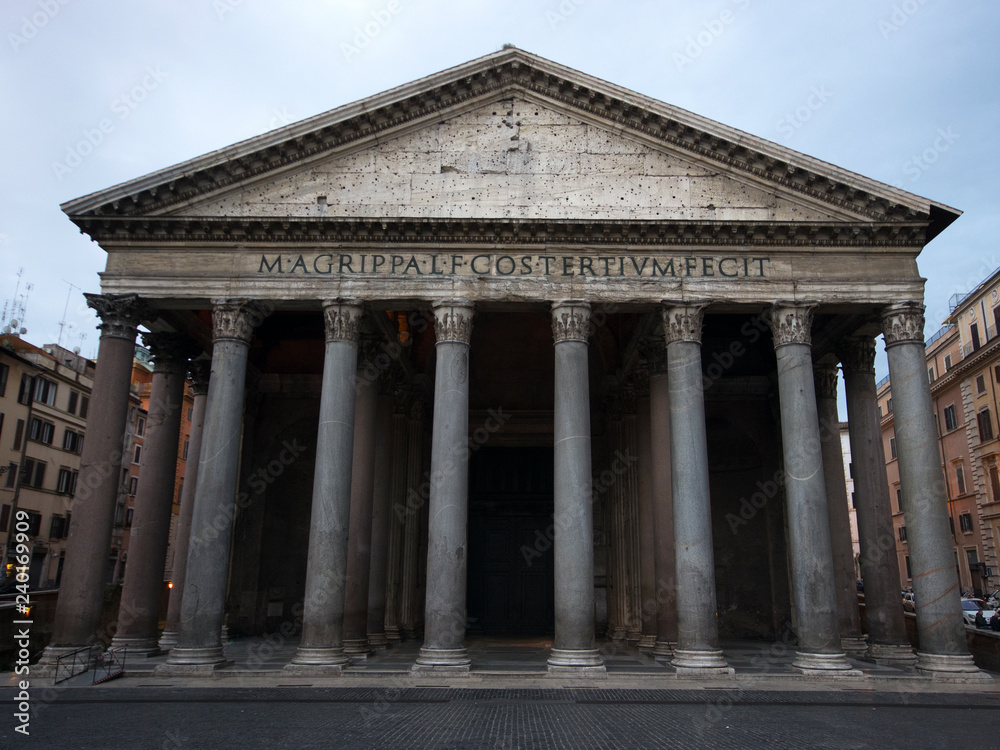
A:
[4,685,998,749]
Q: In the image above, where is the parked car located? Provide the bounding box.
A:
[902,591,916,612]
[960,597,996,626]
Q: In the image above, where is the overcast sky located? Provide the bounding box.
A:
[2,0,997,387]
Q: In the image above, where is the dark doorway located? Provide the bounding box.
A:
[467,447,555,635]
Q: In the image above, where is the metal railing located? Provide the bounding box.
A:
[54,646,91,685]
[925,324,953,348]
[92,646,126,684]
[961,324,998,359]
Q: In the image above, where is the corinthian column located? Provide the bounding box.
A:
[413,301,474,673]
[812,362,867,657]
[634,370,657,650]
[159,299,263,673]
[160,360,211,651]
[881,303,988,681]
[767,303,856,675]
[547,301,604,674]
[838,337,916,665]
[111,332,197,656]
[663,303,731,675]
[285,300,363,674]
[38,294,149,670]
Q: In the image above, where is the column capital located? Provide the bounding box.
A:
[639,337,669,375]
[210,299,265,344]
[551,300,591,343]
[837,335,877,375]
[86,293,151,341]
[432,300,475,344]
[881,302,925,349]
[767,301,817,348]
[188,359,212,396]
[141,332,199,375]
[661,302,708,345]
[813,362,840,400]
[321,298,365,342]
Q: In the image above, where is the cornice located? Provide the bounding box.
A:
[73,216,929,247]
[62,50,951,236]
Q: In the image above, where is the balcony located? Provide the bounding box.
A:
[960,324,998,359]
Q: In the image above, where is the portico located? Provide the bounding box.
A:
[38,48,986,682]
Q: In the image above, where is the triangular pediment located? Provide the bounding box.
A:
[174,96,845,224]
[63,47,959,243]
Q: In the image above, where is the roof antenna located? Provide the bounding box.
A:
[57,279,81,348]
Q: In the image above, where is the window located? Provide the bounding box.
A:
[972,322,981,351]
[49,515,68,539]
[956,464,967,495]
[944,404,958,431]
[945,354,953,371]
[889,437,897,459]
[114,502,125,526]
[187,406,193,421]
[128,476,138,496]
[176,479,183,503]
[12,418,23,450]
[4,464,15,489]
[896,487,903,513]
[898,526,907,542]
[182,439,190,461]
[960,513,974,533]
[136,417,145,437]
[62,428,84,454]
[20,459,46,489]
[848,462,853,478]
[79,396,89,419]
[928,366,935,383]
[887,398,894,413]
[967,548,979,567]
[991,465,1000,502]
[132,444,142,465]
[0,504,9,532]
[0,362,8,396]
[125,507,134,527]
[851,492,857,509]
[32,377,57,406]
[905,555,912,579]
[56,468,78,496]
[25,511,41,537]
[28,417,54,445]
[978,409,994,442]
[67,390,78,415]
[17,374,31,404]
[977,374,987,395]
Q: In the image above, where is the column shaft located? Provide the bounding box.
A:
[367,391,394,649]
[636,390,657,650]
[384,407,409,642]
[399,402,425,639]
[663,304,730,674]
[112,333,194,656]
[414,301,474,672]
[548,301,604,673]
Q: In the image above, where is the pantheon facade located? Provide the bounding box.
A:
[39,49,986,679]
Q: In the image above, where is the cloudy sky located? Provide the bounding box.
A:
[1,0,996,384]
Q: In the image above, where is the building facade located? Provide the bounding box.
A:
[35,49,986,680]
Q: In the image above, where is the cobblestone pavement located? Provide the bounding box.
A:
[5,686,998,749]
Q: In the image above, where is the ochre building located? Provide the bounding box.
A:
[39,49,986,680]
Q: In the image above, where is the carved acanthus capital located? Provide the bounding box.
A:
[188,359,212,397]
[640,337,669,375]
[551,301,591,343]
[211,299,265,344]
[433,300,475,344]
[881,302,925,348]
[837,336,877,375]
[813,363,840,400]
[767,302,817,348]
[662,303,708,345]
[321,298,364,343]
[141,332,199,375]
[86,293,150,341]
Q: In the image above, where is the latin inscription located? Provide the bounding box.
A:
[257,253,771,278]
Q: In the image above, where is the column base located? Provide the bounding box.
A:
[412,646,471,674]
[160,645,233,675]
[839,635,868,657]
[791,651,862,677]
[343,638,373,661]
[671,648,734,676]
[109,636,161,658]
[915,652,993,682]
[865,642,918,666]
[652,639,676,662]
[637,634,657,650]
[158,630,179,651]
[386,628,402,643]
[625,630,642,645]
[288,646,350,669]
[368,632,389,650]
[547,648,606,676]
[609,626,626,642]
